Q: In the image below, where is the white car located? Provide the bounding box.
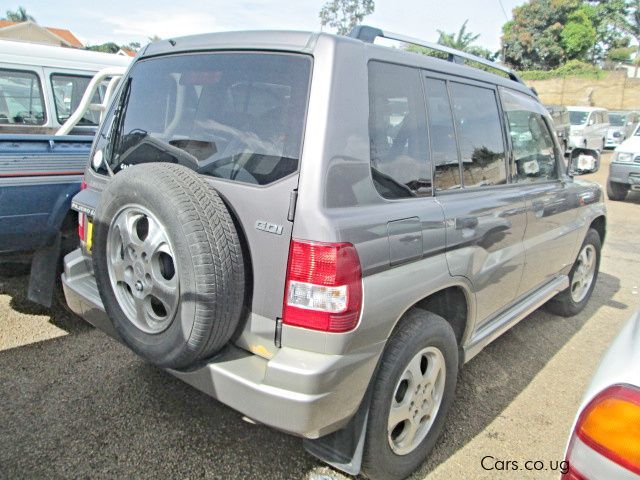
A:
[607,124,640,200]
[563,311,640,479]
[568,107,610,152]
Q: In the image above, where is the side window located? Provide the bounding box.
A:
[501,88,559,183]
[368,62,431,199]
[449,82,507,187]
[424,78,460,190]
[51,74,106,126]
[0,69,46,125]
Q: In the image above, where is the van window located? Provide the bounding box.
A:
[0,69,46,125]
[368,62,431,198]
[51,74,106,126]
[449,82,507,187]
[569,110,588,125]
[94,52,312,186]
[425,78,460,190]
[501,88,558,183]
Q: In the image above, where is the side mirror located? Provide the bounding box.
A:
[569,148,600,176]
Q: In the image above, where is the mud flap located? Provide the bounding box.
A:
[27,233,61,308]
[303,392,371,476]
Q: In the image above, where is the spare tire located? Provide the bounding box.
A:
[92,163,245,369]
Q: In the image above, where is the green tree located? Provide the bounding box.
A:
[407,20,495,61]
[85,42,120,54]
[585,0,629,62]
[436,20,496,60]
[319,0,374,35]
[560,6,597,58]
[618,0,640,76]
[501,0,597,69]
[3,6,36,22]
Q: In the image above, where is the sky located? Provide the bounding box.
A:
[12,0,527,52]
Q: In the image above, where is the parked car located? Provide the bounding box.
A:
[0,39,130,306]
[62,26,605,480]
[568,106,610,152]
[562,311,640,480]
[607,123,640,201]
[606,110,640,149]
[546,104,571,153]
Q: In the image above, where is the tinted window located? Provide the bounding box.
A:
[51,74,107,126]
[450,82,506,187]
[95,52,311,186]
[425,78,460,190]
[368,62,431,198]
[501,89,558,183]
[0,69,45,125]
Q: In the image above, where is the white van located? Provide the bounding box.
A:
[567,106,610,151]
[0,39,131,134]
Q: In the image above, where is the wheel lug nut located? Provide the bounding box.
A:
[135,281,143,292]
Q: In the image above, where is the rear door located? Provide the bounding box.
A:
[425,75,526,325]
[500,88,579,297]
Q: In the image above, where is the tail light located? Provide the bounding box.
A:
[78,179,87,242]
[283,239,362,333]
[563,384,640,479]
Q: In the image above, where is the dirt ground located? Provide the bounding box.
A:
[1,151,638,480]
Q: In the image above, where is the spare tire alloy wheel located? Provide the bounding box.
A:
[92,163,245,369]
[107,205,178,334]
[388,347,446,455]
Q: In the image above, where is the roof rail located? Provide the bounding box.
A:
[349,25,526,87]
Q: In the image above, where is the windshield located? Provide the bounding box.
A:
[94,52,312,185]
[569,110,589,126]
[609,113,625,127]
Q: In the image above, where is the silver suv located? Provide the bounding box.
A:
[62,26,606,480]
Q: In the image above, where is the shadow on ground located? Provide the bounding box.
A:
[0,260,91,336]
[0,264,623,479]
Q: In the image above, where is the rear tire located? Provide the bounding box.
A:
[362,309,458,480]
[607,180,628,201]
[92,164,245,369]
[546,229,601,318]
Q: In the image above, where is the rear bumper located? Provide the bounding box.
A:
[62,249,382,439]
[609,163,640,186]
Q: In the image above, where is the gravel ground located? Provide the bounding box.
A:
[1,152,639,480]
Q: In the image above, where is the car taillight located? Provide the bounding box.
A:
[78,179,87,242]
[283,239,362,333]
[563,384,640,479]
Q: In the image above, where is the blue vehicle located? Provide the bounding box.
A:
[0,40,129,306]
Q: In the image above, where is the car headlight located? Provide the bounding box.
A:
[614,152,634,163]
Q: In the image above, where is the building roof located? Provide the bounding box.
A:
[0,20,83,48]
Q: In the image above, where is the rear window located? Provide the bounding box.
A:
[609,114,624,126]
[94,52,312,185]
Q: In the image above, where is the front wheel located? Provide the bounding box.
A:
[607,180,628,201]
[546,229,601,317]
[362,310,458,480]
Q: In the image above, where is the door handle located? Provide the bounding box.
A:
[455,216,478,230]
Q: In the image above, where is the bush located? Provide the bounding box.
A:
[519,60,606,80]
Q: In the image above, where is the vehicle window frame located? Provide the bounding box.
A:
[366,59,434,201]
[0,67,47,126]
[49,72,101,127]
[91,50,314,189]
[498,86,563,185]
[423,72,514,195]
